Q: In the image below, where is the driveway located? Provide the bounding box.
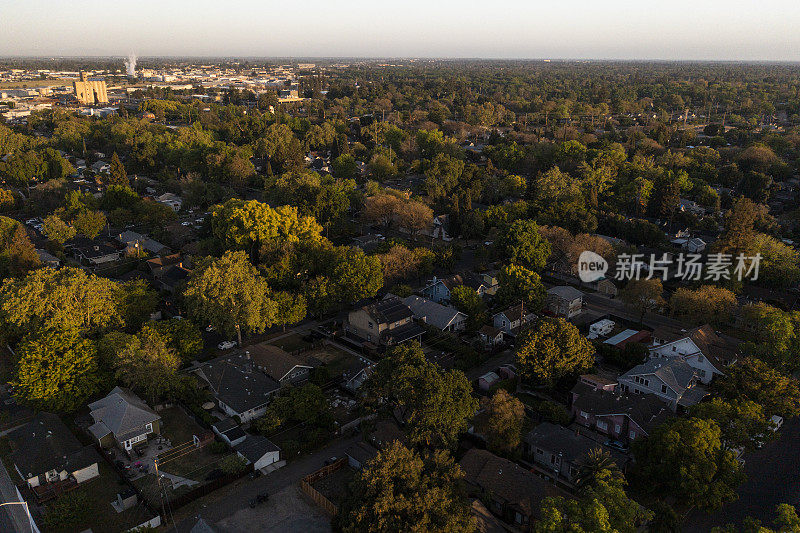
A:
[169,434,360,532]
[684,416,800,531]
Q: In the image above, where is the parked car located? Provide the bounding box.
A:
[603,439,629,453]
[218,340,236,350]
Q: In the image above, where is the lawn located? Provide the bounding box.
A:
[267,333,312,353]
[301,344,359,377]
[40,463,157,533]
[155,406,219,481]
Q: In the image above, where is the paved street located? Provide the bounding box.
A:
[169,435,360,532]
[684,416,800,531]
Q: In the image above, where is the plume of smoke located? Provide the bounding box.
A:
[124,53,137,77]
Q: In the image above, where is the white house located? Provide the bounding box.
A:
[235,435,280,471]
[649,325,737,384]
[156,192,183,212]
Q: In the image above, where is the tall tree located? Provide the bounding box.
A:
[108,152,128,187]
[184,250,277,345]
[476,389,525,453]
[365,343,477,448]
[339,441,475,533]
[618,278,665,324]
[632,418,745,511]
[497,219,551,270]
[516,317,595,388]
[13,330,101,412]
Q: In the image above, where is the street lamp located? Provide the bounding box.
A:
[0,500,36,532]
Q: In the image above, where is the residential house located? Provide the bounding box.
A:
[421,275,463,304]
[401,295,467,332]
[117,230,169,256]
[69,236,121,266]
[368,420,406,449]
[157,262,192,293]
[679,198,706,216]
[344,297,425,348]
[88,387,161,454]
[145,253,184,277]
[234,435,280,471]
[593,278,618,297]
[492,304,535,336]
[649,324,738,384]
[571,381,670,445]
[8,413,100,490]
[246,342,313,384]
[35,248,60,268]
[194,354,280,423]
[524,423,627,484]
[577,374,617,392]
[465,270,500,297]
[156,192,183,212]
[460,448,560,529]
[342,357,375,391]
[91,160,110,174]
[618,358,708,411]
[477,325,504,349]
[546,286,583,318]
[684,237,707,253]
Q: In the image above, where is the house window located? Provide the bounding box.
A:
[580,411,589,419]
[597,420,608,431]
[672,346,676,351]
[614,424,621,433]
[515,512,524,524]
[629,430,637,439]
[550,454,557,464]
[145,423,152,433]
[698,355,704,362]
[368,321,374,329]
[643,379,650,387]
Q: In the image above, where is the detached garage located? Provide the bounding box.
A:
[235,435,281,471]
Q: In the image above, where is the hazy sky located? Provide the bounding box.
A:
[1,0,799,60]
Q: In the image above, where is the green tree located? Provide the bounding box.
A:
[133,319,201,364]
[573,449,623,491]
[632,418,745,510]
[219,454,249,475]
[476,389,525,453]
[495,263,546,310]
[13,330,101,412]
[114,328,181,404]
[0,222,40,278]
[72,209,107,239]
[618,278,665,324]
[108,152,128,187]
[516,317,595,387]
[42,214,76,245]
[339,441,475,533]
[0,267,121,337]
[365,343,477,448]
[670,285,737,325]
[497,219,551,270]
[116,279,158,331]
[184,250,277,345]
[450,285,487,332]
[274,291,307,331]
[714,357,800,417]
[691,398,774,450]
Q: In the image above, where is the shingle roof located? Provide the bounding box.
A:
[460,448,559,518]
[345,441,379,466]
[88,387,160,441]
[547,285,584,300]
[246,342,312,382]
[234,434,280,463]
[524,422,623,465]
[571,382,670,435]
[622,358,697,392]
[8,413,99,478]
[402,295,466,330]
[195,355,279,415]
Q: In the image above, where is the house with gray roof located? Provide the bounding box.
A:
[344,296,425,348]
[88,387,161,454]
[246,342,313,384]
[546,286,584,318]
[524,422,628,484]
[8,412,100,491]
[235,434,280,471]
[194,354,280,423]
[618,358,708,411]
[401,295,467,332]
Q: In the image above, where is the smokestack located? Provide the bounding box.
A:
[124,53,137,77]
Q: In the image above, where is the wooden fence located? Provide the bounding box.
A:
[299,458,346,516]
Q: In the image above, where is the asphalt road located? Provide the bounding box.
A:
[169,434,360,532]
[684,416,800,531]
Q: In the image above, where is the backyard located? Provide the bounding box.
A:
[40,463,157,533]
